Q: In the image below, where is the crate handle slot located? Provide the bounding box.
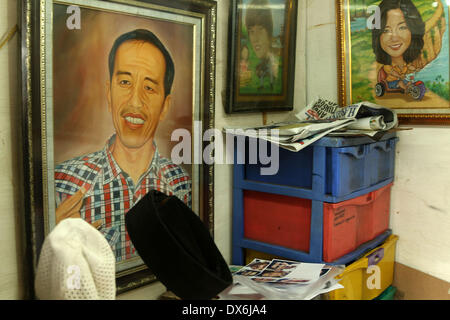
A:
[372,138,398,153]
[338,145,367,159]
[373,141,390,152]
[367,248,384,266]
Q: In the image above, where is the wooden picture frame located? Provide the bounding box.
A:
[20,0,216,296]
[337,0,450,124]
[226,0,298,113]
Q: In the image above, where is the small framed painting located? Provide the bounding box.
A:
[226,0,298,113]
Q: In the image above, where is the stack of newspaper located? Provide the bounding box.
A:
[219,259,345,300]
[224,98,398,152]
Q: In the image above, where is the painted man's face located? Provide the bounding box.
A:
[248,25,271,60]
[380,8,412,61]
[107,40,170,150]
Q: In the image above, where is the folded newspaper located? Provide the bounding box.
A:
[219,259,345,300]
[224,98,398,152]
[298,98,398,137]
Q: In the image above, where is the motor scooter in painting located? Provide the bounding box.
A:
[374,67,426,101]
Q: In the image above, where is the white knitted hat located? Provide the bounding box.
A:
[34,218,116,300]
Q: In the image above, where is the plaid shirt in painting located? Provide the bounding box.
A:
[54,135,191,262]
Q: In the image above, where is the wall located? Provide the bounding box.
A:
[391,127,450,282]
[0,0,26,299]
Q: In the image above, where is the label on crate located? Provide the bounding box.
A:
[333,208,355,227]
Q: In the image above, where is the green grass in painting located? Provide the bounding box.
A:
[350,29,375,102]
[425,75,450,100]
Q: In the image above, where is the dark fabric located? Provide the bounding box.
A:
[125,190,232,300]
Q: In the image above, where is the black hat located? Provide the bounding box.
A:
[125,190,233,300]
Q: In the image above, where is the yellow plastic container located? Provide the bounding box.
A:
[327,234,399,300]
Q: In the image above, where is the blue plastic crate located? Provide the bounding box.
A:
[326,137,398,197]
[241,132,398,203]
[245,144,314,189]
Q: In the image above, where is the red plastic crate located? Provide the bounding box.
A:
[243,190,311,252]
[243,183,392,263]
[323,183,392,262]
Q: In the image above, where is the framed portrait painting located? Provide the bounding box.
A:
[21,0,216,296]
[337,0,450,124]
[225,0,298,113]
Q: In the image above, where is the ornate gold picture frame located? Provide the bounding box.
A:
[337,0,450,124]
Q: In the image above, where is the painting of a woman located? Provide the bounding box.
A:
[345,0,449,111]
[372,0,425,92]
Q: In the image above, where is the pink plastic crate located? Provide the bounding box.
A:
[323,183,392,262]
[242,183,392,263]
